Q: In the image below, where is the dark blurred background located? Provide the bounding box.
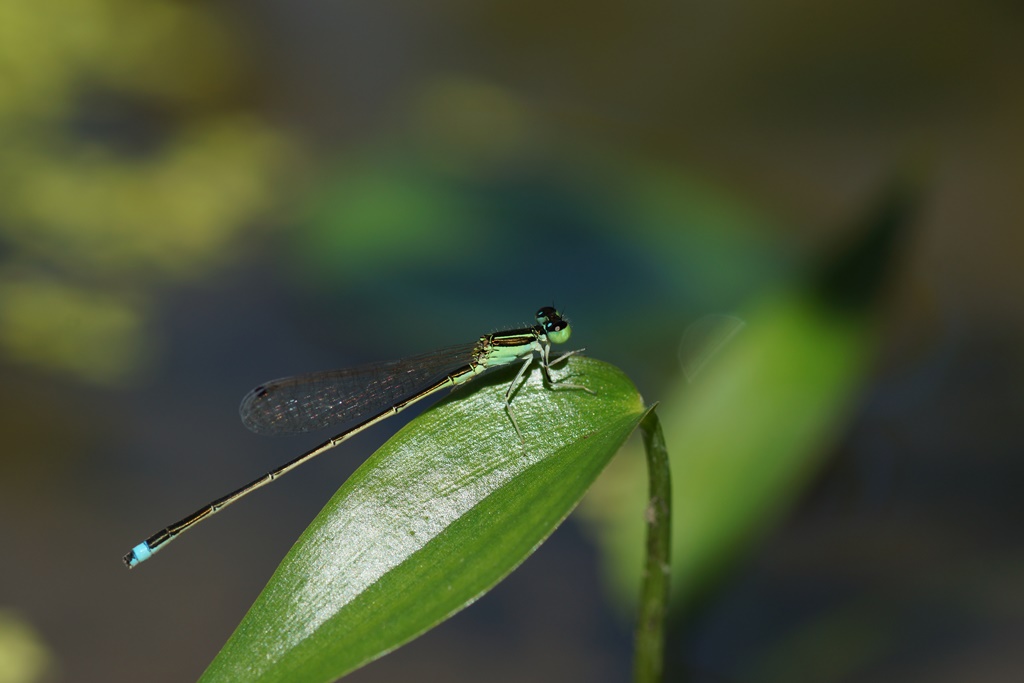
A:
[0,1,1021,682]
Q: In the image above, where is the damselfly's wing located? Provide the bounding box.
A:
[239,342,481,435]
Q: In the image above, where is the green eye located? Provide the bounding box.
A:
[545,321,572,345]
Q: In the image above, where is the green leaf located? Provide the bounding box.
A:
[580,293,876,614]
[578,179,912,617]
[201,356,646,683]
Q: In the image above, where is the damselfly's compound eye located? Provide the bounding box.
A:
[535,306,559,324]
[544,319,572,344]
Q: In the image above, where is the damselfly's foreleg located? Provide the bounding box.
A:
[540,345,596,394]
[547,347,585,367]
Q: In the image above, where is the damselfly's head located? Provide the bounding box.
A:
[535,306,559,325]
[536,306,572,344]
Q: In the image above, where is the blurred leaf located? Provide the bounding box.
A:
[580,291,876,613]
[0,0,300,391]
[0,274,148,385]
[671,293,874,607]
[4,117,295,279]
[202,356,646,683]
[579,181,912,614]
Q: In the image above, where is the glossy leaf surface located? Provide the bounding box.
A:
[202,356,646,683]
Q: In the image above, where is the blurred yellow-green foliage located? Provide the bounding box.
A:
[0,0,298,386]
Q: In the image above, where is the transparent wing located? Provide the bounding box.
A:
[239,342,481,435]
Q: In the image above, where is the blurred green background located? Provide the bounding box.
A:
[1,1,1021,682]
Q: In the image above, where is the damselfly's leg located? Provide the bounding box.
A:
[503,355,533,441]
[540,345,596,394]
[547,347,585,366]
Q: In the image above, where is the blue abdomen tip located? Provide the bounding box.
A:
[127,542,152,567]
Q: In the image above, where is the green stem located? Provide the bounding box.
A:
[633,408,671,683]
